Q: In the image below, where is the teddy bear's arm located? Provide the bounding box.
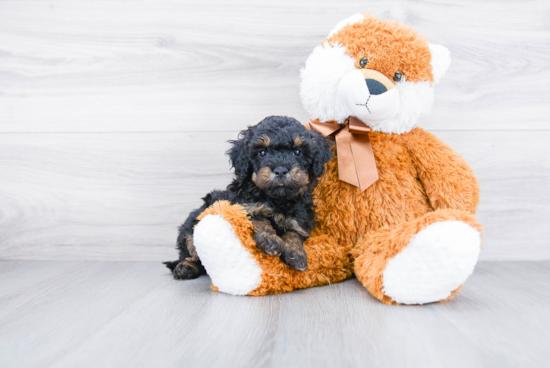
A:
[406,129,480,214]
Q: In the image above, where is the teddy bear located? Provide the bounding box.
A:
[191,13,482,305]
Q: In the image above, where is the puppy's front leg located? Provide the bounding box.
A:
[251,218,284,257]
[280,231,308,272]
[167,232,206,280]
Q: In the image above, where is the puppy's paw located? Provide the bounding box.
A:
[281,247,308,272]
[254,232,284,257]
[173,259,205,280]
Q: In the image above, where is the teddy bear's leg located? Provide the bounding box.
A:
[353,209,482,305]
[193,200,353,296]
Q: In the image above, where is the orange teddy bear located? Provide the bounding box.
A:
[192,13,482,305]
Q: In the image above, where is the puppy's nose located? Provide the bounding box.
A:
[365,79,387,95]
[273,167,289,177]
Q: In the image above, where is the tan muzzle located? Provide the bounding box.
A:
[360,69,395,93]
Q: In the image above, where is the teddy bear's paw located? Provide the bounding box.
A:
[382,220,481,305]
[193,214,262,295]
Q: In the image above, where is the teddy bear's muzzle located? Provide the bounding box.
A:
[337,69,400,124]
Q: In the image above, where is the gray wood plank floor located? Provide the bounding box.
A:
[0,261,548,368]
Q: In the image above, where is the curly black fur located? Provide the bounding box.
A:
[164,116,333,279]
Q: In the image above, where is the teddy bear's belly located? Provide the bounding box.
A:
[314,142,431,245]
[354,164,432,234]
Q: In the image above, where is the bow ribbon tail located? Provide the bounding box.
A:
[350,131,379,191]
[334,127,360,187]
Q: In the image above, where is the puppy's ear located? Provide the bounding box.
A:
[227,128,252,180]
[309,131,334,179]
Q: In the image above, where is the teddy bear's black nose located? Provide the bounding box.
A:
[273,167,289,177]
[365,79,388,95]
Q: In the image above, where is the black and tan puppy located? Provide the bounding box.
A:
[164,116,333,280]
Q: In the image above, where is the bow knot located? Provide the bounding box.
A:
[310,117,378,192]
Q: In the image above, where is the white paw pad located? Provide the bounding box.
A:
[382,221,481,304]
[193,214,262,295]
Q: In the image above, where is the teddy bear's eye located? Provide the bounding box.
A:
[393,72,403,82]
[259,150,267,157]
[359,57,369,68]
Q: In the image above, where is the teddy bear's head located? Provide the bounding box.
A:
[300,13,451,134]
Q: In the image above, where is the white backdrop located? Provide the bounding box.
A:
[0,0,549,261]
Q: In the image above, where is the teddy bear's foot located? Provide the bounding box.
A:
[193,200,354,296]
[354,209,483,305]
[194,213,262,295]
[382,220,481,304]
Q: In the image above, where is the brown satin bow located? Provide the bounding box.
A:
[310,116,378,192]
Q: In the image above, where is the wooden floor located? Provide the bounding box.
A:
[0,261,549,368]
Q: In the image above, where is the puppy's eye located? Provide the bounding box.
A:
[293,149,302,157]
[258,150,267,157]
[393,72,403,82]
[359,57,368,68]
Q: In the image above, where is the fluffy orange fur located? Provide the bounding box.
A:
[327,13,434,83]
[319,128,480,304]
[198,128,481,302]
[196,15,482,304]
[353,209,482,304]
[197,200,352,295]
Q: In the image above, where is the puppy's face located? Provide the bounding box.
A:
[228,116,333,199]
[250,132,311,198]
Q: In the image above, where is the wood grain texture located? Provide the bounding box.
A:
[0,0,548,262]
[0,130,548,261]
[0,261,165,367]
[0,132,233,261]
[0,260,548,367]
[0,0,549,132]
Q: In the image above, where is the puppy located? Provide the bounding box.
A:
[164,116,333,279]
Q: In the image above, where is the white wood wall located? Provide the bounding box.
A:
[1,0,549,261]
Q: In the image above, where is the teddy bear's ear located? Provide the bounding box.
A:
[327,13,365,38]
[429,44,451,84]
